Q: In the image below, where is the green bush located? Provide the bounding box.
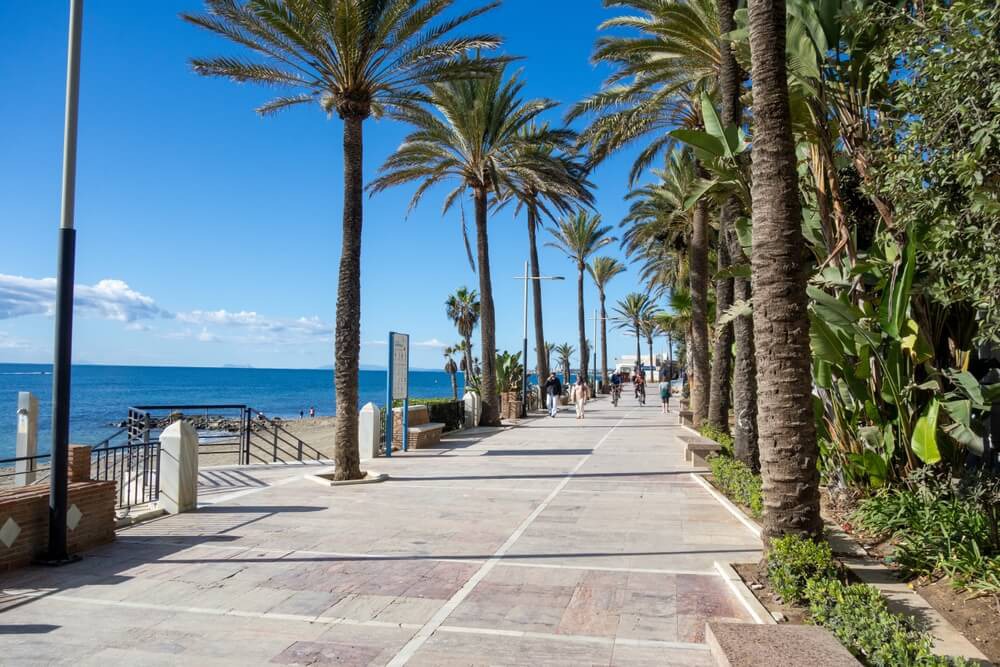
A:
[382,398,465,432]
[698,423,734,454]
[707,454,762,518]
[851,471,1000,594]
[767,535,839,603]
[803,578,970,667]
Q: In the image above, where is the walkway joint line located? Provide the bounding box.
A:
[385,410,635,667]
[689,471,762,538]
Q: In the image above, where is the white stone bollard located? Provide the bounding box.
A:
[358,402,379,458]
[15,391,38,486]
[159,420,198,514]
[463,392,477,429]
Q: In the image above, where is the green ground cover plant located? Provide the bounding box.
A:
[707,453,762,518]
[852,471,1000,594]
[698,423,734,455]
[769,535,972,666]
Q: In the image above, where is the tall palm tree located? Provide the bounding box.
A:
[654,312,678,378]
[372,66,571,426]
[183,0,502,480]
[669,289,694,396]
[547,211,616,383]
[718,0,758,468]
[555,343,575,386]
[570,0,725,427]
[614,293,654,372]
[445,287,480,381]
[588,257,626,387]
[542,342,556,375]
[506,124,594,396]
[443,346,459,400]
[639,316,662,382]
[747,0,821,541]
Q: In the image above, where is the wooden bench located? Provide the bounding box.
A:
[391,405,446,450]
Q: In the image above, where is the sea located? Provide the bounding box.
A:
[0,363,469,459]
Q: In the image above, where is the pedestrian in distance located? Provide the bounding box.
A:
[634,372,646,405]
[659,378,671,413]
[309,406,315,418]
[544,372,562,418]
[300,410,304,419]
[573,376,590,419]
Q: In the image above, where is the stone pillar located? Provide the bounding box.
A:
[68,445,91,483]
[15,392,38,486]
[463,392,477,429]
[159,420,198,514]
[358,402,379,458]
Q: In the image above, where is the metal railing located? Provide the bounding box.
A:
[92,440,161,510]
[246,408,326,464]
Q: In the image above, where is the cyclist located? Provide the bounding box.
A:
[610,371,622,406]
[634,372,646,405]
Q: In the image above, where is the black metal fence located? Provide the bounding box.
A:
[92,440,161,510]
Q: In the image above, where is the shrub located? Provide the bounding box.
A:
[707,454,763,518]
[698,423,733,455]
[383,398,465,432]
[803,578,970,667]
[767,535,839,603]
[851,471,1000,594]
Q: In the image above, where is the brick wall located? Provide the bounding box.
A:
[0,447,116,571]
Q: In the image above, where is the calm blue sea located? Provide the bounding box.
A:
[0,363,466,459]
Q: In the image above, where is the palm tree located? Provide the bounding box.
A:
[717,0,758,468]
[183,0,502,480]
[588,257,626,388]
[570,0,725,427]
[614,293,654,373]
[372,66,570,426]
[747,0,821,541]
[654,312,678,379]
[507,124,593,396]
[669,289,694,396]
[443,347,459,400]
[555,343,575,386]
[639,316,662,382]
[543,342,556,375]
[547,211,616,383]
[445,287,480,381]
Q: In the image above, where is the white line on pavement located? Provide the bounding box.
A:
[385,409,634,667]
[689,472,762,538]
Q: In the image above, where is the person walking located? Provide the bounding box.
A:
[573,376,590,419]
[309,406,315,418]
[544,372,562,418]
[659,378,671,413]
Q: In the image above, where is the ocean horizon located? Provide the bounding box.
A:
[0,362,472,459]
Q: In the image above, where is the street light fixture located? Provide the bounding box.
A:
[515,261,564,417]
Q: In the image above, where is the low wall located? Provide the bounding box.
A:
[0,446,116,571]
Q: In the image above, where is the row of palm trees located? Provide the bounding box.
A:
[187,0,824,547]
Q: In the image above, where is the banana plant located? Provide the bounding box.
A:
[809,237,996,488]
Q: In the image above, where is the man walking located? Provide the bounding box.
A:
[544,372,562,418]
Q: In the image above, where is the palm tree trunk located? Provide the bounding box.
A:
[708,220,734,431]
[474,187,500,426]
[600,291,609,388]
[450,371,458,400]
[748,0,821,542]
[463,335,474,384]
[332,113,364,481]
[634,322,641,368]
[527,202,548,397]
[647,337,654,381]
[718,0,759,469]
[577,264,588,383]
[689,201,711,426]
[667,332,673,376]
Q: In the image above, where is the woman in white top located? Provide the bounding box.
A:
[572,377,591,419]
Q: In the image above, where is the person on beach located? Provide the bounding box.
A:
[544,372,562,418]
[659,378,671,413]
[572,376,590,419]
[309,406,315,418]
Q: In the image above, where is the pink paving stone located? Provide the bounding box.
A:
[270,640,383,667]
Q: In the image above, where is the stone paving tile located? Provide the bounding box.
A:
[1,402,762,666]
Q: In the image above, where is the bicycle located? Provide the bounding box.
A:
[611,384,621,406]
[635,384,646,406]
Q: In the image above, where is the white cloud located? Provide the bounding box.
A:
[0,274,169,323]
[196,328,219,343]
[177,309,332,345]
[363,339,388,346]
[0,331,31,350]
[413,338,447,349]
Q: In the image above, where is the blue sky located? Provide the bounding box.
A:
[0,1,662,370]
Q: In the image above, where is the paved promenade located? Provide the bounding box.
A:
[1,398,762,666]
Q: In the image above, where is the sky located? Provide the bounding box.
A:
[0,1,665,370]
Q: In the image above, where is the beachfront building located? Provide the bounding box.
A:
[613,353,677,382]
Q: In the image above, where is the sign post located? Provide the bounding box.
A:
[385,332,410,457]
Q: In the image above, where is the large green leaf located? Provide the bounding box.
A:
[878,240,915,339]
[669,129,725,160]
[911,398,941,464]
[699,91,730,157]
[683,177,718,211]
[807,286,863,327]
[945,369,986,408]
[809,313,845,366]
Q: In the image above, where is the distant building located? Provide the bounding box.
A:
[614,353,678,381]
